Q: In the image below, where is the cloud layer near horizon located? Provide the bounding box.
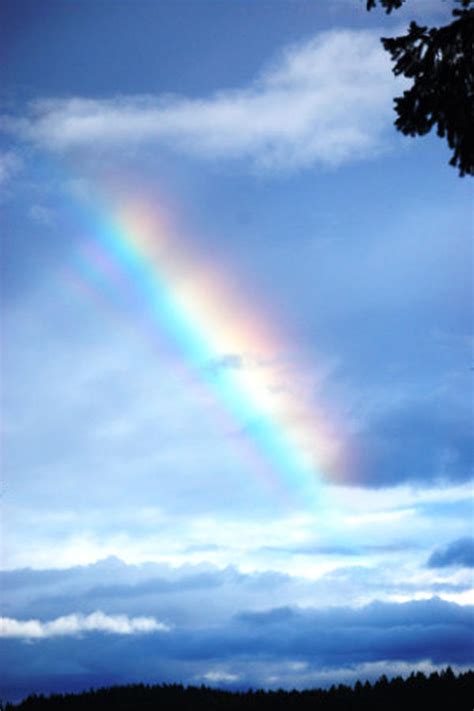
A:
[2,29,399,170]
[1,558,472,700]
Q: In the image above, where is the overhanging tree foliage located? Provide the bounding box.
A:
[367,0,474,176]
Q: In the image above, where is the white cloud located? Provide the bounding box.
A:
[0,611,170,639]
[29,204,56,225]
[331,481,474,513]
[4,29,400,170]
[343,507,417,527]
[0,150,21,188]
[200,670,240,684]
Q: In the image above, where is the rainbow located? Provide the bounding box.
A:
[66,194,343,508]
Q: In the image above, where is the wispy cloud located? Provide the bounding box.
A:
[2,29,399,170]
[0,150,21,191]
[0,611,170,639]
[204,354,244,376]
[28,204,56,226]
[200,670,240,684]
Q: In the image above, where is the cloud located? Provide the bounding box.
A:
[347,396,473,488]
[0,150,21,191]
[0,611,169,639]
[260,540,420,556]
[3,472,472,583]
[427,538,474,570]
[1,596,472,701]
[2,557,472,639]
[200,670,240,684]
[204,354,244,376]
[29,204,56,225]
[1,559,472,700]
[2,29,399,170]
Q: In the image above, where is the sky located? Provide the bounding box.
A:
[0,0,473,702]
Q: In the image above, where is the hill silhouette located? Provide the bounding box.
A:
[4,668,473,710]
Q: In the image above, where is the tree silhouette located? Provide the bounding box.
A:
[367,0,474,176]
[3,669,474,710]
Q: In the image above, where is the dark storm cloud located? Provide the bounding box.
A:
[2,558,470,624]
[348,398,473,488]
[1,597,472,702]
[427,538,474,569]
[0,559,292,622]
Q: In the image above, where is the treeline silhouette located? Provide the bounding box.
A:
[4,668,473,710]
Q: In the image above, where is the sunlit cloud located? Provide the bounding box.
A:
[0,611,170,639]
[200,670,241,684]
[2,29,399,171]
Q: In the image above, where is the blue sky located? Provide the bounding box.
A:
[1,0,473,701]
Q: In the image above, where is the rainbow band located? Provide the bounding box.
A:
[68,197,339,508]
